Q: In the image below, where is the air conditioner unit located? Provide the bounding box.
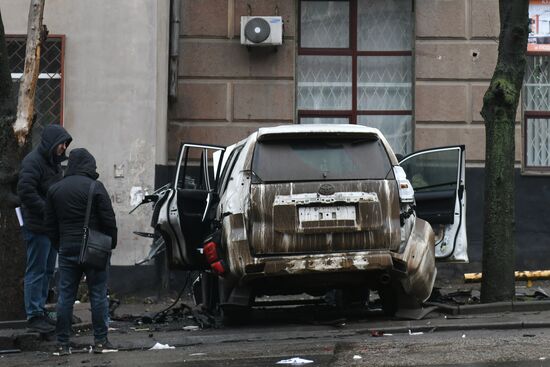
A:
[240,16,283,46]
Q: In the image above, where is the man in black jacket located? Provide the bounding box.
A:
[45,148,118,355]
[17,124,72,333]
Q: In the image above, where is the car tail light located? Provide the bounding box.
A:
[393,166,415,203]
[203,241,219,264]
[211,260,227,276]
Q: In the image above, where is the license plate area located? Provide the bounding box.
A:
[298,205,357,222]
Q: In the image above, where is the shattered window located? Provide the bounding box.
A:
[7,36,64,148]
[297,0,413,156]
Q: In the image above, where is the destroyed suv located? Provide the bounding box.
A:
[143,124,467,318]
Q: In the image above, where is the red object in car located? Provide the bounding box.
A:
[211,260,226,276]
[204,241,218,264]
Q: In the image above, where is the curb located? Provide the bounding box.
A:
[427,300,550,315]
[357,320,550,336]
[0,322,92,353]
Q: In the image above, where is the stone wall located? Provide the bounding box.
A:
[168,0,296,161]
[414,0,521,163]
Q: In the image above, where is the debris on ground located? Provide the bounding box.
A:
[428,288,480,305]
[371,330,384,337]
[408,330,423,336]
[0,349,21,354]
[353,355,362,360]
[516,287,550,301]
[276,357,314,365]
[149,342,175,350]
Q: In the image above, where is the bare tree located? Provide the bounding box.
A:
[481,0,529,303]
[0,0,45,320]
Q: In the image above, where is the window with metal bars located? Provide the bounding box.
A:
[7,35,64,148]
[297,0,413,155]
[523,55,550,171]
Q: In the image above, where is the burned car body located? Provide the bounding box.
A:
[146,124,467,316]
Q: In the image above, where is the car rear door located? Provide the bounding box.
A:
[399,146,468,262]
[162,143,225,269]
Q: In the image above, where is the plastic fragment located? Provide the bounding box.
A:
[149,342,176,350]
[353,355,362,360]
[276,358,313,365]
[183,326,199,331]
[408,330,423,336]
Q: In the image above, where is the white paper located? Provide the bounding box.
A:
[149,342,175,350]
[276,357,314,365]
[15,207,23,226]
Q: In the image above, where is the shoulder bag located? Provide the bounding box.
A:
[79,181,112,269]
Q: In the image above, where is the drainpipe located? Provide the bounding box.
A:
[168,0,181,103]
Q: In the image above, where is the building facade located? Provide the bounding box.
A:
[167,0,550,274]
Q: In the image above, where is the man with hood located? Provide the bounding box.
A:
[45,148,117,355]
[17,124,72,333]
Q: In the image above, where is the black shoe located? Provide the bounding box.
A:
[27,316,55,334]
[44,311,57,325]
[94,340,118,354]
[52,344,71,356]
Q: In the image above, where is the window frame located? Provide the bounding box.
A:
[297,0,414,126]
[522,51,550,174]
[7,34,65,126]
[522,1,550,173]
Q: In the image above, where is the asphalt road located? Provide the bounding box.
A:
[4,311,550,367]
[4,280,550,367]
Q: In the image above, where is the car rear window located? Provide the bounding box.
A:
[251,137,392,183]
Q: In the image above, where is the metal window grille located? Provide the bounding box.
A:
[297,0,413,155]
[523,55,550,169]
[7,35,64,147]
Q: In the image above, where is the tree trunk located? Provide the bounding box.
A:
[0,0,44,319]
[12,0,45,146]
[480,0,529,303]
[0,10,27,321]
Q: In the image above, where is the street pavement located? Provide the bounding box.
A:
[3,281,550,366]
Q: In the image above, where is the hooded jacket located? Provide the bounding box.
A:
[17,124,72,233]
[45,148,118,256]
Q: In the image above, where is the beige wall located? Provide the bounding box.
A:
[414,0,519,163]
[168,0,296,161]
[1,0,170,265]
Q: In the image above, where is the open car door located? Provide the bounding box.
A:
[399,146,468,262]
[158,143,225,270]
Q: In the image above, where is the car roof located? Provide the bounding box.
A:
[252,124,398,165]
[257,124,382,140]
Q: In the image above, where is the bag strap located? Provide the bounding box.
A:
[84,181,97,230]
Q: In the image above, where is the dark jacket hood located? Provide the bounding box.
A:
[38,124,72,164]
[65,148,99,180]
